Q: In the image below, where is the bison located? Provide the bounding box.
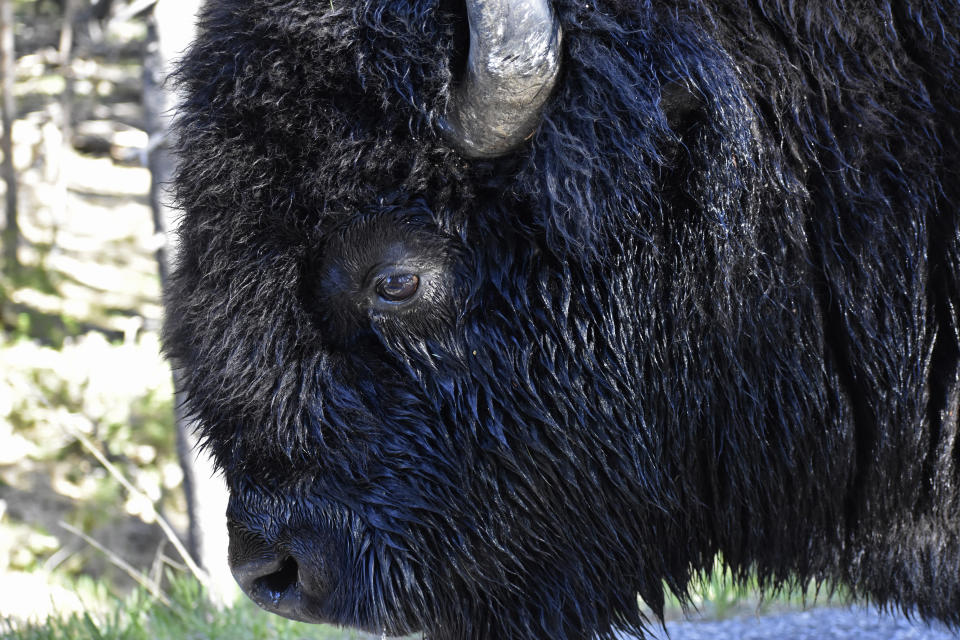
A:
[163,0,960,638]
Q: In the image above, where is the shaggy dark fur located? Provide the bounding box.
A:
[164,0,960,638]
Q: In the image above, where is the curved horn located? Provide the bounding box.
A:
[441,0,562,158]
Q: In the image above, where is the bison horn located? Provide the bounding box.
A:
[441,0,562,158]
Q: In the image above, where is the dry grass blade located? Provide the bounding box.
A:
[67,426,211,588]
[58,520,173,608]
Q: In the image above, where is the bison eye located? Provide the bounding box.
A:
[375,271,420,302]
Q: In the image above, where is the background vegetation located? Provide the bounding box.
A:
[0,1,833,638]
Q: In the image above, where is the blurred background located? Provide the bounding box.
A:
[0,0,241,626]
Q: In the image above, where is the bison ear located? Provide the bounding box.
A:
[660,80,706,137]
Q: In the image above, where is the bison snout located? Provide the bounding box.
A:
[227,523,334,623]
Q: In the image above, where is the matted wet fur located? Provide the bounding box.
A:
[164,1,960,638]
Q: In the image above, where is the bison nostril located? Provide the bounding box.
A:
[230,553,329,623]
[227,520,336,623]
[256,556,299,600]
[231,554,300,606]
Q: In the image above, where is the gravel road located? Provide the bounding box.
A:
[638,607,958,640]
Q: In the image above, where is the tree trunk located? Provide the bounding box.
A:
[0,0,17,278]
[48,0,79,257]
[142,0,235,605]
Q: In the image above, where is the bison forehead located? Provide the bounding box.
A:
[172,0,466,217]
[173,0,695,260]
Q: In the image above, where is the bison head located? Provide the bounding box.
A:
[165,0,960,638]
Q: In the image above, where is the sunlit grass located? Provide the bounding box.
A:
[659,562,842,623]
[0,573,387,640]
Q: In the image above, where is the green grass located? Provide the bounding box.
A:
[659,563,839,622]
[0,574,383,640]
